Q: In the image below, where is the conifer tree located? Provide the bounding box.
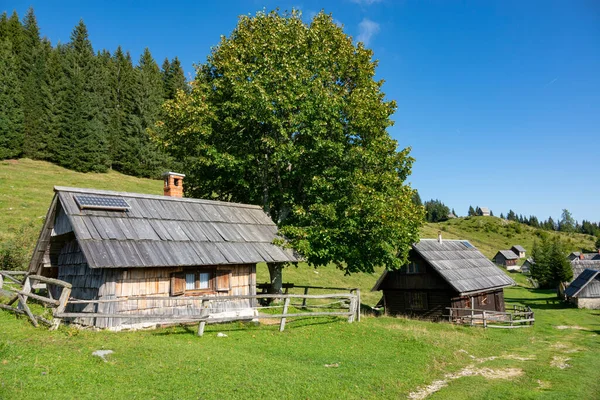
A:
[54,20,109,172]
[108,46,137,171]
[468,205,475,216]
[549,237,572,286]
[0,12,9,39]
[0,39,24,158]
[21,8,49,159]
[125,48,167,177]
[164,56,187,99]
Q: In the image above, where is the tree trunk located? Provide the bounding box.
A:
[267,263,283,294]
[267,263,283,304]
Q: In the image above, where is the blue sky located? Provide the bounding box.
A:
[7,0,600,222]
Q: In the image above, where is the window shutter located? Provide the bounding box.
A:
[216,270,231,292]
[171,272,185,296]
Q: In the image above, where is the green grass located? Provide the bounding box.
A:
[1,285,599,399]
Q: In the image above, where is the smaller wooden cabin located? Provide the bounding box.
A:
[564,268,600,309]
[28,177,298,330]
[372,237,515,320]
[521,258,534,275]
[493,250,519,270]
[479,207,491,216]
[511,245,526,259]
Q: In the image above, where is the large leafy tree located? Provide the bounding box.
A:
[158,10,424,288]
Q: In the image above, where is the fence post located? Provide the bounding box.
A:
[348,294,357,323]
[279,297,291,332]
[448,308,453,323]
[356,288,361,322]
[470,298,474,326]
[18,276,31,311]
[51,285,71,330]
[483,311,487,328]
[301,287,309,308]
[197,299,208,337]
[0,273,3,289]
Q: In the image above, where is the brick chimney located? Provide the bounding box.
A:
[579,253,585,260]
[438,231,443,243]
[162,172,185,198]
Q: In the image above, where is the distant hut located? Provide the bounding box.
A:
[493,250,519,271]
[28,173,299,330]
[521,258,534,275]
[479,207,491,216]
[564,268,600,309]
[372,235,515,320]
[511,245,526,259]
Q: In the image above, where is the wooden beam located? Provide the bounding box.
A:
[16,291,60,306]
[28,275,72,288]
[279,297,291,332]
[17,294,38,327]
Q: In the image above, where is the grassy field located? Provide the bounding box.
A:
[1,284,599,399]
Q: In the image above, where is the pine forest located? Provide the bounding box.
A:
[0,8,187,177]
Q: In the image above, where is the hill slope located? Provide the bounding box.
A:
[1,159,596,305]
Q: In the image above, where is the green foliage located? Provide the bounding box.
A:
[0,8,174,177]
[52,20,110,172]
[530,236,572,288]
[0,220,40,270]
[0,39,24,159]
[559,208,575,232]
[158,10,423,274]
[467,205,475,216]
[424,199,449,222]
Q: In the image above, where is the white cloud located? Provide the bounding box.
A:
[357,18,380,46]
[351,0,383,5]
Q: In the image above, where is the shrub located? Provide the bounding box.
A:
[0,221,41,271]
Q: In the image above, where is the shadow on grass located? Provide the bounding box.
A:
[150,316,345,336]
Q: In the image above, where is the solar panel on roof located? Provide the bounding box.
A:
[74,195,130,211]
[462,241,473,248]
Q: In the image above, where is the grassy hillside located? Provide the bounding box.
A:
[421,217,596,261]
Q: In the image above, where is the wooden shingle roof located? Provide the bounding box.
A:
[30,187,298,271]
[373,239,515,295]
[512,245,526,252]
[570,260,600,283]
[495,250,519,260]
[565,269,600,298]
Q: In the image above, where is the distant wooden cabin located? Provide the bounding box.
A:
[511,245,526,259]
[479,207,491,216]
[565,268,600,309]
[28,173,298,330]
[521,258,534,275]
[493,250,519,270]
[372,237,515,320]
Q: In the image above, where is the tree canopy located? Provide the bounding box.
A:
[158,10,424,275]
[424,199,450,222]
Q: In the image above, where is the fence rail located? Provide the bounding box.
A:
[1,274,360,336]
[446,306,534,328]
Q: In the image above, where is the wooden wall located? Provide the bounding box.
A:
[383,289,452,320]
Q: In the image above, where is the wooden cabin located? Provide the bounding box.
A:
[511,245,526,259]
[564,267,600,309]
[28,173,298,330]
[479,207,491,216]
[493,250,519,270]
[521,258,534,275]
[372,237,515,320]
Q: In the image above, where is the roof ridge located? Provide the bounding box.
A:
[54,186,263,210]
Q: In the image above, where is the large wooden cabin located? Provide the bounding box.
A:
[373,236,515,320]
[28,173,298,330]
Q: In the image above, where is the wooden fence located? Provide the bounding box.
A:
[446,305,534,328]
[0,271,72,330]
[1,273,360,336]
